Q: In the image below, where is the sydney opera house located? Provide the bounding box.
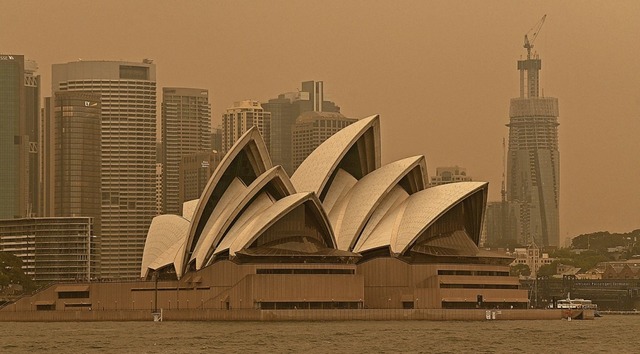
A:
[4,115,528,313]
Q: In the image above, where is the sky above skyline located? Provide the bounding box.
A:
[2,0,639,243]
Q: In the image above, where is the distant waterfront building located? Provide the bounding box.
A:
[0,54,40,219]
[262,81,340,174]
[179,150,221,203]
[292,111,357,170]
[0,217,95,283]
[600,260,640,280]
[507,48,560,247]
[52,60,157,279]
[221,100,270,154]
[510,244,554,278]
[161,87,211,215]
[428,166,472,187]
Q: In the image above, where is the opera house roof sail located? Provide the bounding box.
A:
[142,114,504,280]
[0,113,532,317]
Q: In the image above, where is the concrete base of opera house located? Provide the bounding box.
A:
[0,308,594,322]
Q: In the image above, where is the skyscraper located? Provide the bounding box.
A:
[221,100,270,153]
[52,60,157,279]
[0,54,40,219]
[507,49,560,247]
[161,87,211,214]
[262,81,340,174]
[41,92,102,246]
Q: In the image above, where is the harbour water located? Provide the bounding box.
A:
[2,315,636,353]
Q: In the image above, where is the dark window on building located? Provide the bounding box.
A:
[440,284,519,290]
[438,270,510,277]
[256,268,354,275]
[258,301,359,310]
[57,291,90,299]
[64,303,92,309]
[119,65,149,80]
[402,301,414,309]
[36,304,55,311]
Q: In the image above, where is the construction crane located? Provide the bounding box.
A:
[524,15,546,60]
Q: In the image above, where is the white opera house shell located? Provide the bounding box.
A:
[142,115,497,280]
[0,114,531,314]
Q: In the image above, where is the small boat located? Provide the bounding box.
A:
[556,297,597,310]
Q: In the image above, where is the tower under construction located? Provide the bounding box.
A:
[506,15,560,247]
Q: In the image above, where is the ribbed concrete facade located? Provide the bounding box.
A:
[52,60,157,279]
[1,114,531,316]
[161,87,211,215]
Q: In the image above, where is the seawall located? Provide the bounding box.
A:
[0,308,593,322]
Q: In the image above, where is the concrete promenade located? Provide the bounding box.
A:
[0,308,593,322]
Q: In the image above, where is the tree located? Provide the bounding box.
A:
[510,264,531,277]
[537,261,559,277]
[0,252,35,293]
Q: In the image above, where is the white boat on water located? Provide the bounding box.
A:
[555,294,597,310]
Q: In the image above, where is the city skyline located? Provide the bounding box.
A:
[1,1,639,243]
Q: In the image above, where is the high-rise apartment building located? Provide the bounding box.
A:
[161,87,211,214]
[0,54,40,219]
[507,50,560,247]
[428,166,472,187]
[52,60,157,279]
[221,100,270,153]
[292,111,357,170]
[0,217,95,283]
[262,81,340,174]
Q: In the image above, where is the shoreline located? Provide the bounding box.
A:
[0,308,593,322]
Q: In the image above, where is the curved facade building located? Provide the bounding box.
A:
[133,114,528,310]
[4,114,529,313]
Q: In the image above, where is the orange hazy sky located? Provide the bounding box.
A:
[2,0,639,243]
